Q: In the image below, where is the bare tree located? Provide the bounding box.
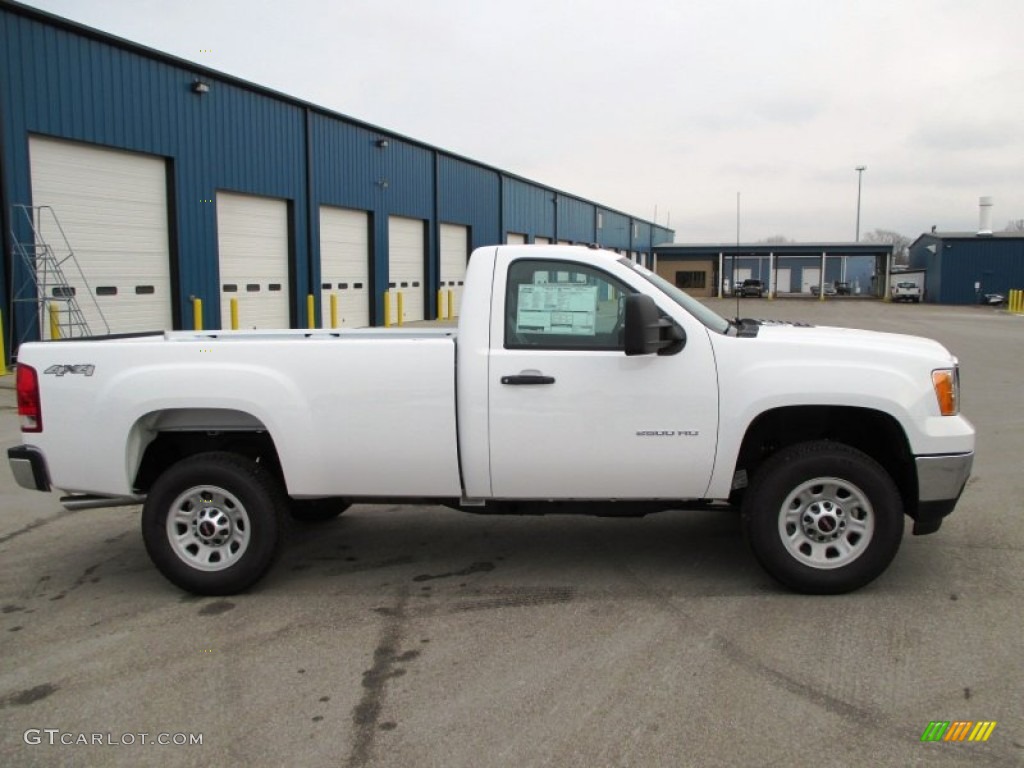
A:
[863,229,911,265]
[1004,219,1024,232]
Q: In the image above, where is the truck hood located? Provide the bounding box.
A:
[751,322,957,364]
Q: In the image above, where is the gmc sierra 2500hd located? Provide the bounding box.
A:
[8,245,974,595]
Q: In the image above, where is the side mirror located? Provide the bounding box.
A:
[623,294,685,356]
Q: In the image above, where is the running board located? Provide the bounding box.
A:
[60,494,145,511]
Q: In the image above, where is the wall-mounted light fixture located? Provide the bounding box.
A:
[376,139,389,148]
[191,79,210,94]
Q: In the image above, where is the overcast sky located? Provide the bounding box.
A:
[20,0,1024,243]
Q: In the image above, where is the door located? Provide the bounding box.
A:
[506,232,527,245]
[487,255,719,499]
[319,206,370,327]
[388,216,425,322]
[774,268,791,294]
[801,267,821,294]
[28,136,173,337]
[439,223,469,317]
[217,192,290,329]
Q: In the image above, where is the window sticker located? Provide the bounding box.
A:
[516,283,597,336]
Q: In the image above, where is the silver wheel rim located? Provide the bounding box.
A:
[778,476,874,570]
[166,485,251,571]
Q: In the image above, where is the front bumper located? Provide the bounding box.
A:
[8,446,51,492]
[911,452,974,535]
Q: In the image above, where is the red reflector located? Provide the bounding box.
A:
[16,364,42,433]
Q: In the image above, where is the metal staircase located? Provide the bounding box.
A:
[9,204,110,347]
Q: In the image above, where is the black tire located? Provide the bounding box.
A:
[289,498,350,523]
[142,452,286,595]
[742,441,904,594]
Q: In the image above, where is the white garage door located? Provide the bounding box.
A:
[802,267,821,294]
[534,236,551,245]
[774,268,792,294]
[28,136,173,338]
[506,232,526,245]
[320,206,369,327]
[388,216,425,323]
[217,192,290,329]
[440,223,468,317]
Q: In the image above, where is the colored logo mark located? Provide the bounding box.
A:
[920,721,997,742]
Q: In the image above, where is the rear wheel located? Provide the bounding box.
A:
[142,452,286,595]
[742,441,904,594]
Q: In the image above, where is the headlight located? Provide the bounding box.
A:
[932,367,959,416]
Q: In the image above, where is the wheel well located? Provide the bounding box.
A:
[735,406,917,514]
[133,431,285,494]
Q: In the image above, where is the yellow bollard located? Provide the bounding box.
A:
[397,291,404,326]
[0,309,6,376]
[192,297,203,331]
[437,289,446,321]
[383,291,392,327]
[49,302,61,340]
[307,294,315,329]
[330,293,338,329]
[448,290,455,319]
[230,297,239,330]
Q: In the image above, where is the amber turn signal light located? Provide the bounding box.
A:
[932,369,958,416]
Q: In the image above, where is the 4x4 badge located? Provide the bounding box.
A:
[43,364,96,377]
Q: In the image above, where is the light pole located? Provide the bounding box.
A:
[855,165,867,242]
[849,165,867,284]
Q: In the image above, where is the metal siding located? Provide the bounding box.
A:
[438,156,500,249]
[557,195,595,243]
[503,177,554,239]
[939,239,1024,304]
[596,209,629,250]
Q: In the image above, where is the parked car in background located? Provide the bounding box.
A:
[834,281,851,295]
[810,284,837,297]
[892,282,922,303]
[738,279,764,298]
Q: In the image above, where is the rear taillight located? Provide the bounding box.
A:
[16,364,42,432]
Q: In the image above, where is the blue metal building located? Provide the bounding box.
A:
[0,0,672,354]
[909,232,1024,304]
[651,243,893,298]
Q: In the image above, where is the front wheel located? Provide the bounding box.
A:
[742,441,904,594]
[142,452,286,595]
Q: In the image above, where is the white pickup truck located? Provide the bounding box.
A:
[891,281,923,303]
[8,245,974,596]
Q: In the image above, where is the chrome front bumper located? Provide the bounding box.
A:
[916,452,974,502]
[911,452,974,535]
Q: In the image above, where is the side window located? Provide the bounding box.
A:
[504,259,633,350]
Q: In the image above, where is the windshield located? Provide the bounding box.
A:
[618,258,731,334]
